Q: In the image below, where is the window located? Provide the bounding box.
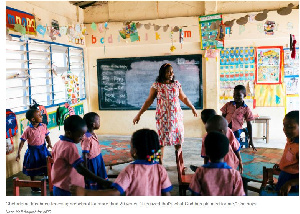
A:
[6,35,86,114]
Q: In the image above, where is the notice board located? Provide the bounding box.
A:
[97,54,203,110]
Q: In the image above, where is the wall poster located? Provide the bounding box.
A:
[255,46,283,84]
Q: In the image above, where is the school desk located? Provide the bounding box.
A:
[240,147,283,195]
[252,116,271,143]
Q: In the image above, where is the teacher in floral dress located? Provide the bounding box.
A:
[133,63,198,164]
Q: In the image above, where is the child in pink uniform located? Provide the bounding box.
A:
[81,112,108,190]
[51,115,111,196]
[189,131,245,196]
[220,85,255,150]
[70,129,173,196]
[16,109,52,192]
[273,111,299,195]
[201,115,243,173]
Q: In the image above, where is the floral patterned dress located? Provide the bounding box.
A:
[152,80,184,146]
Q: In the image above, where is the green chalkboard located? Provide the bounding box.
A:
[97,55,203,110]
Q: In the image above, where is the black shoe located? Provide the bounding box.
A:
[190,165,198,172]
[31,187,41,193]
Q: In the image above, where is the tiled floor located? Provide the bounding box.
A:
[6,136,285,196]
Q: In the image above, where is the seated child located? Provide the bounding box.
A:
[220,85,255,150]
[51,115,111,196]
[81,112,108,190]
[190,109,216,171]
[189,131,245,196]
[70,128,173,196]
[273,110,299,196]
[16,108,52,192]
[202,115,243,173]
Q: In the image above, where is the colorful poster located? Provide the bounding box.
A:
[284,48,299,95]
[255,46,283,84]
[6,6,36,35]
[219,47,255,103]
[254,84,285,107]
[62,71,81,104]
[199,14,224,50]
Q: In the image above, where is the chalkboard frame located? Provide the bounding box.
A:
[97,54,203,110]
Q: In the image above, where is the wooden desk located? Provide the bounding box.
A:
[252,116,271,143]
[240,147,283,194]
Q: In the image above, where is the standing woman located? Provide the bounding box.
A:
[133,63,198,164]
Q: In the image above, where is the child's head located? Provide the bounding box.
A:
[201,109,217,124]
[205,131,229,162]
[83,112,100,131]
[64,115,87,143]
[233,85,247,103]
[130,129,160,161]
[205,115,228,135]
[283,110,299,140]
[156,63,175,83]
[26,109,42,124]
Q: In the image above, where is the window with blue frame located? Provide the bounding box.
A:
[6,35,86,114]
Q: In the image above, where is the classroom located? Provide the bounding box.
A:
[5,1,299,197]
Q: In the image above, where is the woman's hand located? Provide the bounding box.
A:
[16,154,20,162]
[133,114,141,125]
[192,108,198,117]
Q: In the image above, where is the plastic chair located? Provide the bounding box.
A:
[13,177,47,196]
[175,148,194,196]
[47,156,54,196]
[259,166,299,196]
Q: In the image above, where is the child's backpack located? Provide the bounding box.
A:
[30,100,49,125]
[38,105,49,125]
[64,103,75,116]
[6,109,18,155]
[6,109,18,139]
[56,106,70,129]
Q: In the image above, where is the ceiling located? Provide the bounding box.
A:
[69,1,108,9]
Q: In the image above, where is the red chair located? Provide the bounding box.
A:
[13,177,47,196]
[47,156,54,196]
[175,148,194,196]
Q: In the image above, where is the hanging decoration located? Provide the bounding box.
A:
[277,3,294,15]
[119,22,139,42]
[236,15,249,25]
[255,46,283,84]
[199,13,224,50]
[264,21,276,35]
[255,9,269,21]
[170,31,176,52]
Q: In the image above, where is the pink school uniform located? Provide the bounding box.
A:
[220,101,254,132]
[20,123,51,176]
[81,132,108,190]
[111,160,173,196]
[189,162,245,196]
[51,135,85,195]
[201,128,240,169]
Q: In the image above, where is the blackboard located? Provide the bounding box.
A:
[97,55,203,110]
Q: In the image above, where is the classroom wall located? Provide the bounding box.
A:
[84,2,299,142]
[5,1,88,178]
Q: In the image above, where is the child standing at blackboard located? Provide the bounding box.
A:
[81,112,108,190]
[220,85,255,150]
[133,63,198,164]
[70,129,173,196]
